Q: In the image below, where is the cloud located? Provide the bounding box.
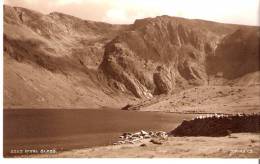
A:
[103,9,128,24]
[4,0,260,25]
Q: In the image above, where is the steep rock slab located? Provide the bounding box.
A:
[100,16,240,98]
[100,43,153,98]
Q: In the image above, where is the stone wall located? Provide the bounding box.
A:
[170,114,260,137]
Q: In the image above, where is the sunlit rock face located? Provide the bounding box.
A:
[153,65,173,95]
[101,15,259,97]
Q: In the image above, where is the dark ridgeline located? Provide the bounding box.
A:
[170,113,260,136]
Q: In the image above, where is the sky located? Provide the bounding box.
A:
[4,0,260,25]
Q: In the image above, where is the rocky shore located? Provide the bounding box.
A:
[21,133,260,158]
[114,130,168,145]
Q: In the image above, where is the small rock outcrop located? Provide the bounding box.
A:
[170,113,260,137]
[121,104,140,111]
[150,138,163,145]
[153,66,174,95]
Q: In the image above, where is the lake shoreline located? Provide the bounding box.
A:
[13,133,260,158]
[4,108,198,157]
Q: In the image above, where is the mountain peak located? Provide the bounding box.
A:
[3,5,260,108]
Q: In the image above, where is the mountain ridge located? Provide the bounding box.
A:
[3,5,260,109]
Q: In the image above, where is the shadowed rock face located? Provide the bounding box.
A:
[3,5,260,108]
[209,28,260,79]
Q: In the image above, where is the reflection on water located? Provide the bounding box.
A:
[4,109,195,156]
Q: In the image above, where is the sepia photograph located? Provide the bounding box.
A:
[2,0,260,159]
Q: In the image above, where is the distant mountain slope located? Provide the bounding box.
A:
[3,5,260,108]
[4,5,131,109]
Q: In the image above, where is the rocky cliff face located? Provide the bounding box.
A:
[209,28,260,79]
[100,16,258,98]
[4,5,260,108]
[153,65,173,95]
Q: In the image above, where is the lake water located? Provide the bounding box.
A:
[4,109,196,156]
